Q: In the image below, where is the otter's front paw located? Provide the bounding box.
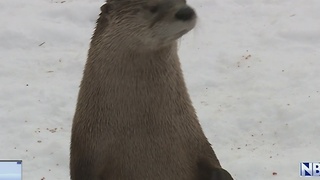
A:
[210,167,234,180]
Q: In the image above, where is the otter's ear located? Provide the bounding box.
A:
[100,3,111,14]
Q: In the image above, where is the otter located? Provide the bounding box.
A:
[70,0,234,179]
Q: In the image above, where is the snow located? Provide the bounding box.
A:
[1,0,319,179]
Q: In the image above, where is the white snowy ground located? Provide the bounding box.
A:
[0,0,319,179]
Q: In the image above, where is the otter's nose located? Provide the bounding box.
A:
[175,6,195,21]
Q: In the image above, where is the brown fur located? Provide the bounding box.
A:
[70,0,233,179]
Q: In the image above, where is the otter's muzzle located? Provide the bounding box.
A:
[175,6,195,21]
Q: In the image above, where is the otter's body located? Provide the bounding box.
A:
[70,0,233,179]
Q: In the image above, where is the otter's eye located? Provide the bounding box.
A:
[149,6,159,13]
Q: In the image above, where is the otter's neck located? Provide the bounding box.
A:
[79,40,195,121]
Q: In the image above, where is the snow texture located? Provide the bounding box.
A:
[1,0,319,179]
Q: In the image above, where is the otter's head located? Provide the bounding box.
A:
[100,0,197,50]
